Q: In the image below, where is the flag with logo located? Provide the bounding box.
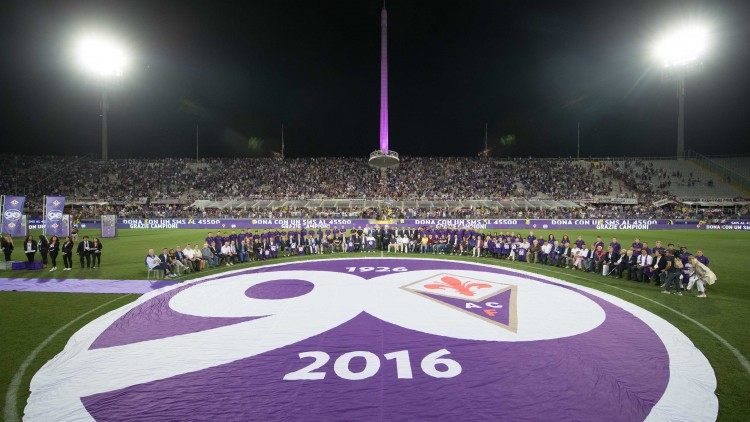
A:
[1,195,26,236]
[44,196,66,236]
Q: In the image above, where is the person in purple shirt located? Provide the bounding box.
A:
[593,236,604,251]
[527,231,536,245]
[610,237,621,256]
[695,249,710,266]
[229,230,238,244]
[205,232,214,246]
[575,235,584,249]
[631,237,643,255]
[652,241,665,257]
[641,241,652,256]
[213,232,224,251]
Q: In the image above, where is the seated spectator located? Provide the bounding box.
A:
[146,248,175,278]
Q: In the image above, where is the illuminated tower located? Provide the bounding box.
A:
[369,3,399,169]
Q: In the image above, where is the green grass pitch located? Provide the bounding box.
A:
[1,227,749,420]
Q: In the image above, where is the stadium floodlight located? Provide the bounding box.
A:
[75,34,129,160]
[653,24,709,159]
[75,35,129,77]
[654,25,708,67]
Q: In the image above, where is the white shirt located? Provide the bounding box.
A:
[571,247,581,257]
[639,254,653,266]
[183,248,195,259]
[579,248,590,258]
[541,244,553,254]
[221,245,232,255]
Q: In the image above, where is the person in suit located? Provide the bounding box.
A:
[38,235,49,268]
[48,235,60,271]
[650,250,667,285]
[1,234,14,261]
[614,250,636,279]
[61,236,74,270]
[77,236,92,268]
[90,237,103,268]
[158,248,174,275]
[24,235,38,262]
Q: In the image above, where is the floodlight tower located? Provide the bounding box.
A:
[655,25,707,159]
[369,3,399,171]
[75,35,128,160]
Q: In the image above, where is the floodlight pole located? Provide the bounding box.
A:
[101,88,109,161]
[676,77,685,159]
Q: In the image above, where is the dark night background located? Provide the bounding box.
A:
[1,0,749,158]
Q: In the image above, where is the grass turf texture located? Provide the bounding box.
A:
[1,227,749,421]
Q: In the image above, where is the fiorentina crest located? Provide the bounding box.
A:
[403,273,517,331]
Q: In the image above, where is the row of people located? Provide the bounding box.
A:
[9,156,675,212]
[0,234,103,271]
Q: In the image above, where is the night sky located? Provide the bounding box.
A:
[1,0,749,159]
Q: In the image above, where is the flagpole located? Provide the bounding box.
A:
[43,195,47,236]
[484,123,488,156]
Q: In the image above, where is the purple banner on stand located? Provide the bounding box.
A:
[1,196,25,236]
[101,215,117,238]
[44,196,66,236]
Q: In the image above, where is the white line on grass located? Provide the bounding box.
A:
[3,294,132,422]
[480,257,750,376]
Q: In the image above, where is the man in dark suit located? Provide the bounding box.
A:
[159,248,174,275]
[77,236,92,268]
[651,250,667,285]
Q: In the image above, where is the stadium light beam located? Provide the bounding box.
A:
[75,34,129,161]
[653,24,708,159]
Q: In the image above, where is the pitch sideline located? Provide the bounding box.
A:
[3,294,133,422]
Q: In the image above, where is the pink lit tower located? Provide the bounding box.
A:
[368,2,400,169]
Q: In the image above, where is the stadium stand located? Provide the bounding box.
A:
[600,158,744,198]
[1,154,748,220]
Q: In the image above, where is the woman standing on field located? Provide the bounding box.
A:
[38,235,49,268]
[48,236,60,271]
[62,236,74,270]
[90,237,102,269]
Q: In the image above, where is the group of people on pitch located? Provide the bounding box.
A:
[1,233,102,271]
[475,232,716,298]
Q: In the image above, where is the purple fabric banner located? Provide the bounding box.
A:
[24,258,717,421]
[33,217,750,231]
[44,196,66,237]
[1,195,25,236]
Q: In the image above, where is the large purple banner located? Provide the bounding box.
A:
[1,195,25,236]
[44,196,66,237]
[107,218,750,231]
[26,258,717,421]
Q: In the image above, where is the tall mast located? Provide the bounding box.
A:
[379,3,389,152]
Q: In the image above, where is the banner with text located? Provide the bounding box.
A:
[44,196,66,237]
[1,195,26,236]
[106,217,750,231]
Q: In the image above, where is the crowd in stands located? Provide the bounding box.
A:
[2,154,746,220]
[600,160,711,197]
[0,155,622,203]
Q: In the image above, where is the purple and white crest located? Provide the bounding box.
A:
[26,258,717,421]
